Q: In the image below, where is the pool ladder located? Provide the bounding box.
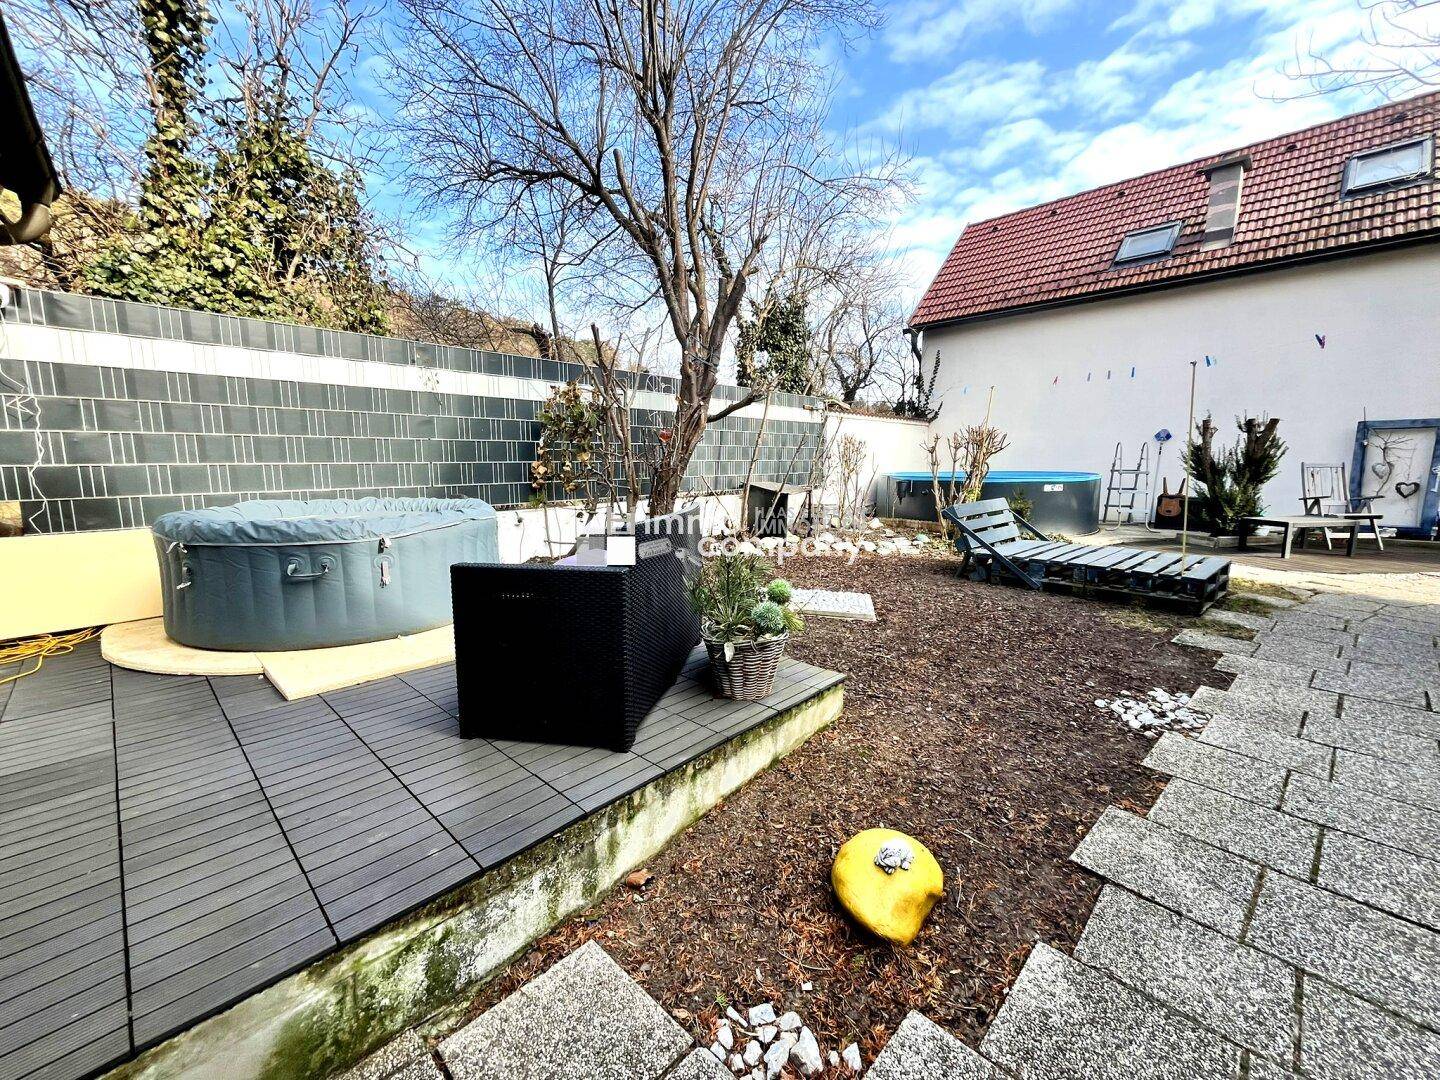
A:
[1102,442,1151,526]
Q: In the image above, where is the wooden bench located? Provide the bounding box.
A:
[1237,513,1384,558]
[943,499,1230,614]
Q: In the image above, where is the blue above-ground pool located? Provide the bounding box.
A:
[882,470,1103,535]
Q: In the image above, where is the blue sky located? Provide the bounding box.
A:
[364,0,1411,305]
[823,0,1400,291]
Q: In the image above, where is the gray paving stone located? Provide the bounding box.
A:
[979,942,1240,1080]
[1074,887,1296,1060]
[1213,654,1318,686]
[1245,872,1440,1030]
[438,941,690,1080]
[1174,629,1259,656]
[1187,687,1302,735]
[1313,662,1435,709]
[1258,624,1354,648]
[867,1012,992,1080]
[1223,678,1340,721]
[1148,780,1320,877]
[1283,773,1440,861]
[1204,609,1274,633]
[1270,610,1350,633]
[1301,713,1440,765]
[1341,638,1440,668]
[1334,750,1440,812]
[1199,717,1333,779]
[339,1032,437,1080]
[1306,594,1383,615]
[1251,638,1346,671]
[1242,1057,1296,1080]
[1318,830,1440,931]
[1301,977,1440,1080]
[1144,734,1288,808]
[664,1048,734,1080]
[1340,697,1440,740]
[1070,808,1262,937]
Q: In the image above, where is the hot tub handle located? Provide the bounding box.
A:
[285,558,332,582]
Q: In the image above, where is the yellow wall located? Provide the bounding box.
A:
[0,528,161,640]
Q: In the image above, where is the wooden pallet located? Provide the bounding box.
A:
[943,500,1230,614]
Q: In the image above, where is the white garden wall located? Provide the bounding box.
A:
[818,411,933,514]
[919,244,1440,528]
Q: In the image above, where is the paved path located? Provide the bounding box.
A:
[339,585,1440,1080]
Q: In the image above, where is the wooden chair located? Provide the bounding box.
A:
[1299,462,1384,550]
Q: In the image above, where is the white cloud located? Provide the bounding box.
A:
[871,59,1052,137]
[883,0,1081,64]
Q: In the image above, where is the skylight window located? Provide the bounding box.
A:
[1115,222,1181,264]
[1342,136,1433,195]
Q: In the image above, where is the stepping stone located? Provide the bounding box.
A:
[664,1049,733,1080]
[867,1012,993,1080]
[1070,808,1261,937]
[1334,750,1440,812]
[1224,678,1340,721]
[1199,717,1333,778]
[1187,688,1302,736]
[1300,714,1440,765]
[788,589,876,621]
[339,1032,439,1080]
[1257,624,1355,648]
[1251,639,1346,671]
[1283,773,1440,861]
[979,942,1240,1080]
[438,941,691,1080]
[1213,654,1316,686]
[1173,630,1257,657]
[1245,873,1440,1030]
[1313,662,1436,710]
[1148,780,1320,877]
[1301,978,1440,1080]
[1144,734,1287,808]
[1204,609,1274,632]
[1340,698,1440,740]
[1270,611,1349,634]
[1075,886,1296,1060]
[1319,830,1440,931]
[1341,639,1440,668]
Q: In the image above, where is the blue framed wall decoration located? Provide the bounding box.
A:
[1351,419,1440,540]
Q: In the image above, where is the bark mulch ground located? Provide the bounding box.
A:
[460,551,1230,1070]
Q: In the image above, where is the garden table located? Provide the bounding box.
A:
[1237,513,1384,558]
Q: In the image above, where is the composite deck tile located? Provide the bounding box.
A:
[0,640,839,1080]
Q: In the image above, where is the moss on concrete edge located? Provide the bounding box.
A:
[105,683,843,1080]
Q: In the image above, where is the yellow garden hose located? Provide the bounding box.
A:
[0,627,101,688]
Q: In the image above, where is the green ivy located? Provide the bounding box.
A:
[79,0,387,333]
[736,290,817,394]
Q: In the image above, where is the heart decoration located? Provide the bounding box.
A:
[1395,481,1421,499]
[1371,461,1393,482]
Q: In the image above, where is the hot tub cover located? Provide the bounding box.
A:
[153,498,495,546]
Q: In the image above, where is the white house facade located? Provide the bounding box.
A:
[910,91,1440,538]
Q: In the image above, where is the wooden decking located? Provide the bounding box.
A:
[0,643,842,1080]
[1093,527,1440,576]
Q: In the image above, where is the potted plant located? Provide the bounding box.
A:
[689,552,803,699]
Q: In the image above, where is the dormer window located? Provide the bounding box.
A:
[1342,136,1433,195]
[1115,222,1181,264]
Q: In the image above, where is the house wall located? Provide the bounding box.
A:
[920,244,1440,530]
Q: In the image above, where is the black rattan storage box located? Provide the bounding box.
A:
[451,510,701,751]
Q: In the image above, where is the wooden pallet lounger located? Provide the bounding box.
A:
[942,499,1230,613]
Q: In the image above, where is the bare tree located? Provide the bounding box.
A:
[1285,1,1439,101]
[814,270,908,404]
[390,0,898,514]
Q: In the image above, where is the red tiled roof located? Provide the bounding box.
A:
[910,91,1440,328]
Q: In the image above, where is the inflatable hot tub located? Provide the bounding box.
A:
[153,498,498,651]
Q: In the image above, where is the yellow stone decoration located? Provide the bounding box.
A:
[832,829,944,946]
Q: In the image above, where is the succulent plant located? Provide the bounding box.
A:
[748,600,787,637]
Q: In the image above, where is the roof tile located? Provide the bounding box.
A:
[911,91,1440,327]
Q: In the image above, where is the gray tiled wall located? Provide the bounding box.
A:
[0,290,822,533]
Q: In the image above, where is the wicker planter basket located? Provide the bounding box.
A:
[705,633,788,700]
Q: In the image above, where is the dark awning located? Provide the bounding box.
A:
[0,9,61,244]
